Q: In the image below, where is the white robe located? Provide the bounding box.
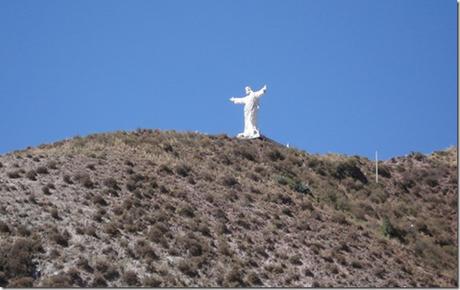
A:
[230,86,267,139]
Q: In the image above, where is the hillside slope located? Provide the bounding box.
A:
[0,130,457,287]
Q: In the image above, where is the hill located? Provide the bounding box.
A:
[0,130,457,287]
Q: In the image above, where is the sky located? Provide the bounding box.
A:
[0,0,457,159]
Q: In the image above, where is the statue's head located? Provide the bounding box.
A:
[245,86,252,94]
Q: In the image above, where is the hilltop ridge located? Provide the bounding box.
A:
[0,130,457,287]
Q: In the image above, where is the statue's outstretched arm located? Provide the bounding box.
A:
[254,85,267,98]
[230,96,247,104]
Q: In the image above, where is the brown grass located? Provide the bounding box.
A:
[0,130,456,287]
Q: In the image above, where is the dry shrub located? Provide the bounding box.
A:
[124,160,135,167]
[234,146,258,162]
[333,159,367,184]
[40,273,72,287]
[85,226,98,238]
[177,204,195,218]
[103,177,120,190]
[177,259,197,277]
[175,163,191,177]
[67,267,85,287]
[289,254,303,265]
[255,246,269,258]
[326,263,339,275]
[135,240,158,260]
[300,200,314,211]
[91,272,107,287]
[8,276,34,287]
[147,226,164,243]
[36,166,49,174]
[74,172,94,188]
[245,272,262,286]
[93,194,108,206]
[47,160,58,170]
[218,237,232,256]
[143,275,162,287]
[17,225,31,236]
[26,170,37,181]
[378,164,392,178]
[369,188,389,204]
[197,223,211,236]
[331,212,349,225]
[113,206,123,216]
[50,208,59,219]
[94,258,109,273]
[7,170,21,179]
[332,252,347,266]
[104,223,120,237]
[41,183,54,195]
[221,175,239,187]
[158,164,173,175]
[126,174,145,191]
[282,207,293,217]
[0,221,11,233]
[28,195,37,204]
[63,174,73,184]
[51,230,70,247]
[266,149,285,162]
[351,260,362,269]
[304,268,314,277]
[224,266,244,287]
[123,270,140,286]
[216,222,230,235]
[103,265,120,281]
[0,238,42,284]
[86,163,96,170]
[76,257,93,273]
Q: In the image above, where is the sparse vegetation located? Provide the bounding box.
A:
[50,208,59,219]
[26,170,37,180]
[74,172,94,188]
[267,148,285,161]
[47,161,58,170]
[222,175,239,187]
[333,159,368,184]
[103,177,120,190]
[8,276,34,287]
[177,259,197,277]
[289,254,302,265]
[63,174,73,184]
[51,230,70,247]
[175,163,191,177]
[40,273,72,287]
[86,163,96,170]
[143,275,162,287]
[92,272,108,287]
[93,194,108,206]
[42,184,52,195]
[123,270,139,286]
[0,131,455,287]
[0,238,42,286]
[0,221,11,233]
[7,170,22,178]
[36,166,49,174]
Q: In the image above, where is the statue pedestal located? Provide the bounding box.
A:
[237,132,261,139]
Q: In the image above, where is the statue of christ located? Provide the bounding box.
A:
[230,85,267,139]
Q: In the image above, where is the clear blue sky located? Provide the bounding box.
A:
[0,0,457,159]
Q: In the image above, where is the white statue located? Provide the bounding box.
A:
[230,85,267,139]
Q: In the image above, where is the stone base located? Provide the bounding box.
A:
[236,132,260,139]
